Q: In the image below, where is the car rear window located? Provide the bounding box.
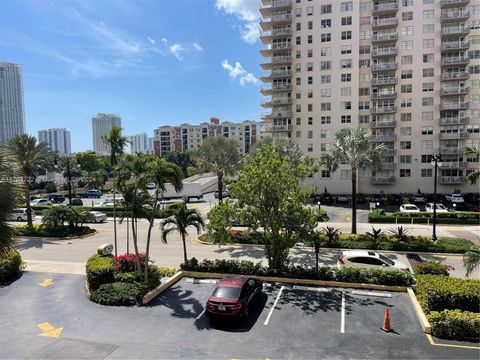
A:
[212,286,241,299]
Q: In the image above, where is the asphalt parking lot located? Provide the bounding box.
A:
[0,273,478,359]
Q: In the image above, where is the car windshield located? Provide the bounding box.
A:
[212,286,241,299]
[379,254,395,266]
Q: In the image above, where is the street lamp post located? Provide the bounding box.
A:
[431,154,442,241]
[317,201,321,210]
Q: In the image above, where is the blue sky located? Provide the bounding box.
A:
[1,0,263,152]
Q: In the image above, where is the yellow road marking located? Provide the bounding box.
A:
[37,322,63,338]
[38,278,55,287]
[188,205,199,209]
[346,211,351,215]
[426,334,480,350]
[345,217,351,221]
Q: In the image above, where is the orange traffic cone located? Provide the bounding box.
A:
[381,307,392,332]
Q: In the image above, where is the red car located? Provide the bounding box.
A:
[205,277,263,319]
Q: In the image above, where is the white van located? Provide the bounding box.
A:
[10,208,36,221]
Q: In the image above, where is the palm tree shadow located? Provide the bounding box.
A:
[146,285,204,319]
[14,238,59,251]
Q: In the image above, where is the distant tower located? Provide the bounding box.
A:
[92,113,121,154]
[38,128,71,156]
[0,62,26,144]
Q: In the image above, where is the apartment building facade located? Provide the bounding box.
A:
[0,62,25,145]
[92,113,122,154]
[153,117,260,156]
[260,0,480,194]
[38,128,71,156]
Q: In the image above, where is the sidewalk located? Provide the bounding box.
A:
[25,260,86,275]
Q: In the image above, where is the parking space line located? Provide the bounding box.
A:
[426,334,480,350]
[264,285,285,326]
[352,290,392,298]
[292,285,330,293]
[341,292,345,334]
[195,309,206,320]
[185,278,218,285]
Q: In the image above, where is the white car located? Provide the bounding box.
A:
[445,194,464,204]
[425,203,449,213]
[399,204,421,213]
[30,198,52,206]
[337,251,409,271]
[88,211,108,223]
[10,208,35,221]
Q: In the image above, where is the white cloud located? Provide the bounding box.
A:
[192,42,203,51]
[215,0,261,44]
[147,36,156,44]
[221,60,258,86]
[169,43,185,61]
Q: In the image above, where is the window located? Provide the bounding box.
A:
[341,115,352,123]
[401,55,413,65]
[359,101,369,110]
[320,143,330,152]
[402,26,413,36]
[341,87,351,96]
[321,88,331,97]
[422,83,434,92]
[308,90,313,98]
[308,21,313,30]
[296,131,301,138]
[422,112,433,121]
[341,73,352,82]
[401,84,413,93]
[321,19,331,28]
[423,53,434,63]
[296,118,301,125]
[341,2,352,12]
[341,45,352,54]
[423,24,434,33]
[359,45,370,54]
[307,49,313,58]
[421,155,433,163]
[321,47,331,56]
[400,155,412,164]
[402,0,413,6]
[401,69,413,79]
[321,74,331,83]
[400,169,411,177]
[307,6,313,15]
[321,103,331,111]
[421,140,433,149]
[321,61,331,70]
[401,41,413,50]
[423,39,434,49]
[422,97,433,106]
[321,4,332,14]
[308,76,313,85]
[359,59,370,68]
[400,141,411,150]
[423,0,433,4]
[360,16,371,25]
[321,170,331,178]
[296,50,301,59]
[296,77,301,86]
[307,144,313,152]
[423,68,434,77]
[342,16,352,25]
[307,62,313,71]
[422,126,433,135]
[308,130,313,138]
[421,169,432,177]
[321,116,331,124]
[359,115,370,123]
[296,22,301,31]
[296,36,301,45]
[360,73,371,82]
[360,2,371,12]
[341,31,352,40]
[308,117,313,125]
[401,113,412,122]
[321,33,331,42]
[359,87,370,96]
[341,59,352,68]
[469,50,480,59]
[296,92,301,99]
[401,98,412,108]
[295,7,302,17]
[359,31,371,40]
[320,129,331,138]
[400,127,412,136]
[402,12,413,20]
[423,10,434,19]
[341,101,352,110]
[307,35,312,44]
[296,104,301,112]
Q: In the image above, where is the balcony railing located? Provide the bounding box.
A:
[439,116,469,125]
[272,56,292,64]
[267,13,291,23]
[372,134,396,142]
[441,11,470,22]
[439,132,469,140]
[441,162,468,169]
[272,27,291,36]
[441,0,470,8]
[440,102,469,110]
[372,33,398,42]
[263,124,293,132]
[440,147,464,155]
[441,41,470,52]
[272,110,293,118]
[371,120,396,128]
[372,2,398,13]
[441,57,469,66]
[439,176,465,184]
[261,0,292,10]
[441,72,469,81]
[382,163,396,170]
[371,62,397,71]
[440,87,470,96]
[371,92,397,100]
[441,26,470,36]
[372,47,397,57]
[371,77,397,86]
[371,106,397,115]
[372,18,398,28]
[370,176,395,185]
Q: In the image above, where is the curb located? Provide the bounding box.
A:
[407,287,431,334]
[16,229,98,241]
[142,271,184,304]
[84,281,91,300]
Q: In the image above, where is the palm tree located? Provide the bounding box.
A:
[321,128,385,234]
[142,157,183,282]
[3,134,54,228]
[464,146,480,185]
[163,151,195,178]
[161,204,205,263]
[0,149,19,256]
[463,245,480,278]
[103,126,129,256]
[196,136,240,203]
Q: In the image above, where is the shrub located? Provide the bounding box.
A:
[416,275,480,313]
[146,265,161,289]
[335,267,415,287]
[157,267,178,277]
[45,182,57,193]
[112,253,147,272]
[114,271,140,284]
[413,261,450,276]
[0,249,23,284]
[428,310,480,340]
[86,254,114,291]
[90,282,145,306]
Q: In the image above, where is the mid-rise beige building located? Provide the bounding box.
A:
[260,0,479,194]
[153,117,261,156]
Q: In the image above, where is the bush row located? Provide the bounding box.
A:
[15,224,95,238]
[390,211,480,220]
[0,249,23,284]
[180,258,415,287]
[368,215,479,225]
[428,310,480,340]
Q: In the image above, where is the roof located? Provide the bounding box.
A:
[218,277,247,288]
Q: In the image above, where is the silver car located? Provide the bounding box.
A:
[88,211,108,223]
[337,250,409,271]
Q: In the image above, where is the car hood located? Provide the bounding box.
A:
[207,296,239,304]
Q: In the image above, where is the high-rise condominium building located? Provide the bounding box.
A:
[0,62,25,145]
[92,113,122,154]
[153,117,260,156]
[260,0,479,194]
[38,128,71,156]
[129,133,154,155]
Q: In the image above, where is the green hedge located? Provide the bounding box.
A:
[90,282,145,306]
[0,249,23,284]
[428,310,480,340]
[369,212,480,225]
[15,224,95,238]
[413,261,450,276]
[390,211,480,220]
[86,254,115,291]
[180,258,415,287]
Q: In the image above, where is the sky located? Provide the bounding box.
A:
[1,0,263,152]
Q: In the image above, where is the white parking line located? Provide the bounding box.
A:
[341,292,345,334]
[352,290,392,298]
[195,309,206,320]
[185,278,218,285]
[264,286,285,326]
[292,285,330,293]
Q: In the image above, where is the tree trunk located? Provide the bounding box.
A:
[182,233,188,264]
[131,215,141,275]
[144,190,159,283]
[112,176,118,256]
[315,244,319,272]
[217,170,223,203]
[23,170,33,228]
[351,167,357,234]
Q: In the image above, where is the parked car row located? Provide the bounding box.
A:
[399,203,450,213]
[9,207,107,223]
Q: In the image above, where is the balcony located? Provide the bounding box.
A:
[382,163,396,170]
[371,120,396,128]
[263,124,293,133]
[260,28,292,43]
[372,47,397,57]
[260,0,292,17]
[441,11,470,22]
[441,57,470,67]
[441,41,470,52]
[272,110,293,118]
[385,149,396,156]
[372,134,396,142]
[372,17,398,29]
[372,2,398,14]
[371,77,397,86]
[440,102,469,110]
[440,0,470,8]
[260,42,292,56]
[439,132,469,140]
[371,62,397,71]
[439,116,469,125]
[439,176,465,184]
[261,69,292,82]
[440,86,470,96]
[260,83,292,94]
[272,97,292,105]
[260,55,292,69]
[261,112,272,120]
[372,33,398,43]
[371,92,397,100]
[441,161,468,169]
[440,147,464,155]
[260,13,291,31]
[371,106,397,115]
[441,26,470,37]
[370,176,395,185]
[441,71,469,81]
